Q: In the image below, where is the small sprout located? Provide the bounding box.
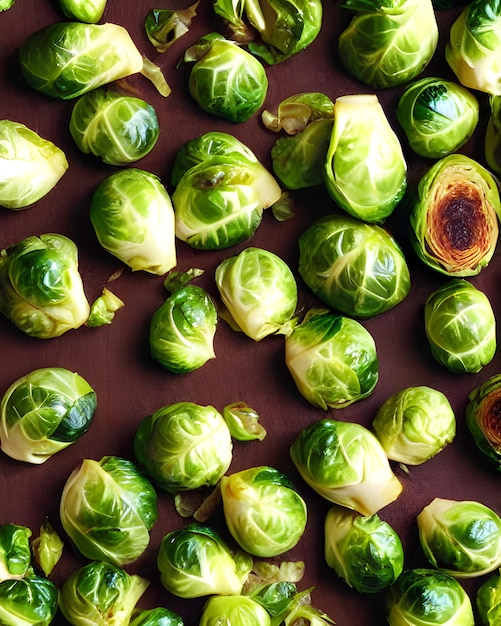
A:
[87,287,124,327]
[145,2,199,53]
[31,519,64,577]
[199,594,271,625]
[58,0,107,23]
[0,576,59,625]
[223,402,267,441]
[477,568,501,626]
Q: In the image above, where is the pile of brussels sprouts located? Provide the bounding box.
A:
[2,0,501,625]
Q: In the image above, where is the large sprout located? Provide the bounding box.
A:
[60,456,158,566]
[424,279,496,374]
[372,386,456,465]
[298,214,411,319]
[133,401,232,493]
[410,153,501,277]
[284,309,378,410]
[466,374,501,470]
[417,498,501,578]
[0,367,96,464]
[0,576,59,626]
[0,233,90,339]
[215,247,298,341]
[220,466,307,557]
[324,505,404,594]
[338,0,438,89]
[58,0,107,23]
[290,418,403,516]
[324,94,407,223]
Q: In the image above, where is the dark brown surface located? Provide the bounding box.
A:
[1,2,500,625]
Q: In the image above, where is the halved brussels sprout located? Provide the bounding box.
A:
[58,0,107,23]
[410,154,501,276]
[0,367,96,464]
[424,279,496,374]
[0,524,32,581]
[199,594,271,626]
[290,418,403,515]
[466,374,501,470]
[0,576,59,626]
[133,401,232,493]
[0,120,68,210]
[417,497,501,578]
[298,214,411,319]
[60,456,158,566]
[372,386,456,465]
[220,466,307,557]
[0,233,90,339]
[396,77,479,159]
[477,569,501,626]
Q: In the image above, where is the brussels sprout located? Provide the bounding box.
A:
[424,279,496,374]
[58,0,107,23]
[172,155,281,250]
[386,568,475,626]
[485,95,501,175]
[60,456,158,566]
[215,247,298,341]
[446,1,501,95]
[86,287,124,327]
[145,2,199,53]
[222,402,267,442]
[410,154,501,276]
[0,120,68,210]
[298,214,411,319]
[220,466,307,558]
[262,92,334,134]
[183,33,268,123]
[0,0,15,10]
[338,0,438,89]
[69,88,159,166]
[133,401,232,493]
[324,505,404,594]
[372,386,456,465]
[477,569,501,626]
[324,94,407,223]
[417,498,501,578]
[31,519,64,578]
[0,367,96,464]
[213,0,323,65]
[290,418,403,515]
[466,374,501,470]
[247,581,298,617]
[284,309,378,410]
[0,524,32,581]
[90,168,176,275]
[199,594,271,626]
[129,607,184,626]
[19,22,144,100]
[157,523,253,598]
[59,560,149,626]
[396,77,479,159]
[0,575,58,626]
[0,234,90,339]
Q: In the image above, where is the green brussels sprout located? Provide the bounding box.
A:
[0,120,68,210]
[324,505,404,594]
[410,154,501,277]
[0,523,32,581]
[477,569,501,626]
[58,0,107,23]
[424,279,496,374]
[417,498,501,578]
[69,88,159,166]
[262,91,334,134]
[446,1,501,95]
[338,0,438,89]
[372,386,456,465]
[31,519,64,578]
[157,523,253,598]
[0,0,15,10]
[133,401,232,493]
[144,3,198,53]
[60,456,158,566]
[215,247,298,341]
[465,374,501,470]
[172,155,281,250]
[199,594,271,626]
[220,466,307,558]
[324,94,407,223]
[59,560,149,626]
[290,418,403,516]
[0,234,90,339]
[0,575,58,626]
[396,77,479,159]
[222,402,267,442]
[0,367,96,464]
[90,168,176,275]
[298,214,411,319]
[386,568,475,626]
[485,95,501,175]
[284,309,378,410]
[129,607,184,626]
[19,22,144,100]
[213,0,323,65]
[183,33,268,123]
[86,287,124,327]
[247,581,298,617]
